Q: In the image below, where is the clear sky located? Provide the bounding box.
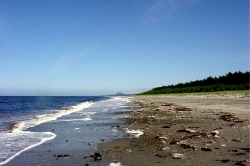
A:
[0,0,249,96]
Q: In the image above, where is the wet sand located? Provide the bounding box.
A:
[97,95,250,166]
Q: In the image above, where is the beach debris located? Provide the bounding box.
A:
[162,146,170,151]
[154,153,168,158]
[90,152,102,161]
[211,130,219,136]
[201,147,212,151]
[181,143,195,149]
[213,135,219,138]
[82,141,93,146]
[170,140,179,145]
[161,103,174,107]
[126,149,132,153]
[114,146,120,149]
[162,125,171,128]
[210,130,220,138]
[234,160,248,166]
[178,128,196,133]
[125,128,144,138]
[221,144,226,147]
[221,159,230,163]
[159,136,168,140]
[104,150,112,154]
[239,148,250,152]
[232,138,243,142]
[216,159,231,163]
[188,126,199,129]
[54,154,72,160]
[172,153,184,159]
[218,113,244,122]
[216,159,248,165]
[160,140,167,146]
[108,162,123,166]
[176,107,192,112]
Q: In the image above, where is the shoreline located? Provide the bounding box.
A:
[3,97,131,166]
[97,95,249,166]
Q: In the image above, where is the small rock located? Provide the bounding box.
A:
[211,130,219,136]
[232,138,243,142]
[54,154,72,160]
[90,152,102,161]
[172,153,184,159]
[181,144,194,149]
[201,147,212,151]
[221,159,230,163]
[178,129,196,133]
[214,135,219,138]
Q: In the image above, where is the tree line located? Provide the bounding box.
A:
[140,71,250,95]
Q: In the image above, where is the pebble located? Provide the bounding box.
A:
[172,153,184,159]
[211,130,219,135]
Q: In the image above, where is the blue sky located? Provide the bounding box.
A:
[0,0,249,96]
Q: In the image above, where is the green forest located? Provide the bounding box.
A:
[140,71,250,95]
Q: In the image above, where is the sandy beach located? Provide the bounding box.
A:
[3,95,249,166]
[97,94,249,166]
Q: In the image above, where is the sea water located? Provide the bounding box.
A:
[0,96,132,165]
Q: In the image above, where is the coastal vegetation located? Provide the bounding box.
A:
[139,71,250,95]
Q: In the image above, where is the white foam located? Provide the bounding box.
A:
[112,128,118,132]
[125,129,144,138]
[108,162,123,166]
[0,131,56,165]
[102,109,108,112]
[12,101,93,132]
[79,112,96,115]
[57,118,92,122]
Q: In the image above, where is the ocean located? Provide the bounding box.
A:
[0,96,132,165]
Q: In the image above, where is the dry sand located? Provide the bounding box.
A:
[97,95,250,166]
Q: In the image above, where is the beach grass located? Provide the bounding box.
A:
[137,90,250,97]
